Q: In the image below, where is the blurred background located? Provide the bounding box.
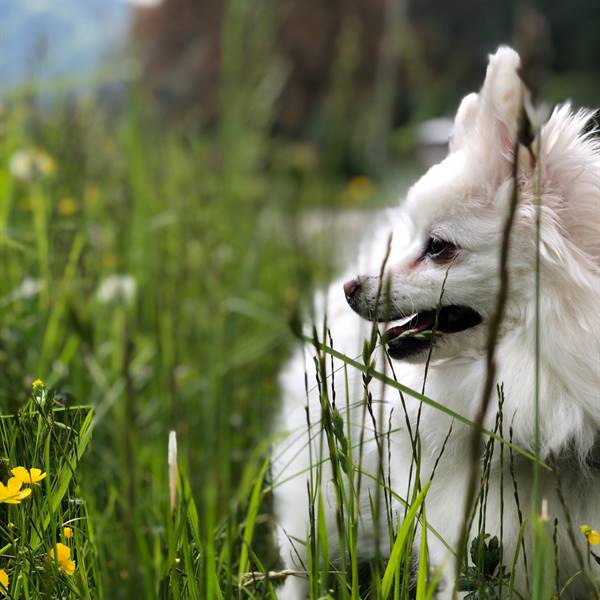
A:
[1,0,600,596]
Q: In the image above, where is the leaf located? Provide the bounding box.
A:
[381,483,430,599]
[237,457,269,579]
[331,407,349,473]
[415,505,429,600]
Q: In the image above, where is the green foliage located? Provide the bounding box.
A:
[381,484,430,599]
[0,383,95,597]
[459,534,509,600]
[0,66,326,597]
[1,4,599,599]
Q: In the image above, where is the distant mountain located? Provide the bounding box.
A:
[0,0,133,91]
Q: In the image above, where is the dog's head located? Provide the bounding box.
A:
[345,46,595,362]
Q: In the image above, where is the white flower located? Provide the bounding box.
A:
[9,148,55,181]
[168,430,177,512]
[96,274,137,305]
[19,277,44,299]
[540,497,550,522]
[0,277,44,308]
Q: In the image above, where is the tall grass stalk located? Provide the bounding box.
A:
[1,9,596,599]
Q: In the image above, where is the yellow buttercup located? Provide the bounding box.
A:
[0,568,8,593]
[0,478,31,504]
[49,543,75,576]
[581,524,600,545]
[11,467,47,485]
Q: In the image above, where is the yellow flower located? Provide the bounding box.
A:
[11,467,47,485]
[49,543,76,576]
[581,524,600,545]
[0,478,32,504]
[343,175,375,204]
[0,568,8,593]
[57,197,79,217]
[32,379,44,395]
[101,253,119,270]
[84,184,100,207]
[63,526,73,539]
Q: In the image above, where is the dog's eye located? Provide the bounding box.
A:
[424,237,457,261]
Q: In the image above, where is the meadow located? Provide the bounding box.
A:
[0,45,397,596]
[2,9,600,600]
[0,92,576,600]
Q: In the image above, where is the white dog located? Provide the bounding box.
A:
[273,47,600,599]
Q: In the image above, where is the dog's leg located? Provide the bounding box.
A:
[273,472,310,598]
[276,573,308,600]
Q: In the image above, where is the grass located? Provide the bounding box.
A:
[0,7,599,600]
[0,85,555,600]
[0,94,586,600]
[0,76,320,598]
[0,24,384,595]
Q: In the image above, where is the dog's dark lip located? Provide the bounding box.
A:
[383,305,483,359]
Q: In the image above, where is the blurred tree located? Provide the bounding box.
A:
[132,0,600,168]
[132,0,223,120]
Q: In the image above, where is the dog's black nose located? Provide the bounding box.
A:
[343,279,360,298]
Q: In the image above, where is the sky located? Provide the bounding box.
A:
[0,0,152,91]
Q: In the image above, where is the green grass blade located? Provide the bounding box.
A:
[415,505,429,600]
[237,457,269,580]
[305,336,548,469]
[381,482,430,599]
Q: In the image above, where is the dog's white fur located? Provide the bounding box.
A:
[273,47,600,598]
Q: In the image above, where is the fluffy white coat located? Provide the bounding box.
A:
[273,47,600,599]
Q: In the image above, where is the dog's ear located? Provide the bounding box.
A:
[450,93,479,152]
[474,47,529,180]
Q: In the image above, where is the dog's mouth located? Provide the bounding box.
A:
[382,305,483,359]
